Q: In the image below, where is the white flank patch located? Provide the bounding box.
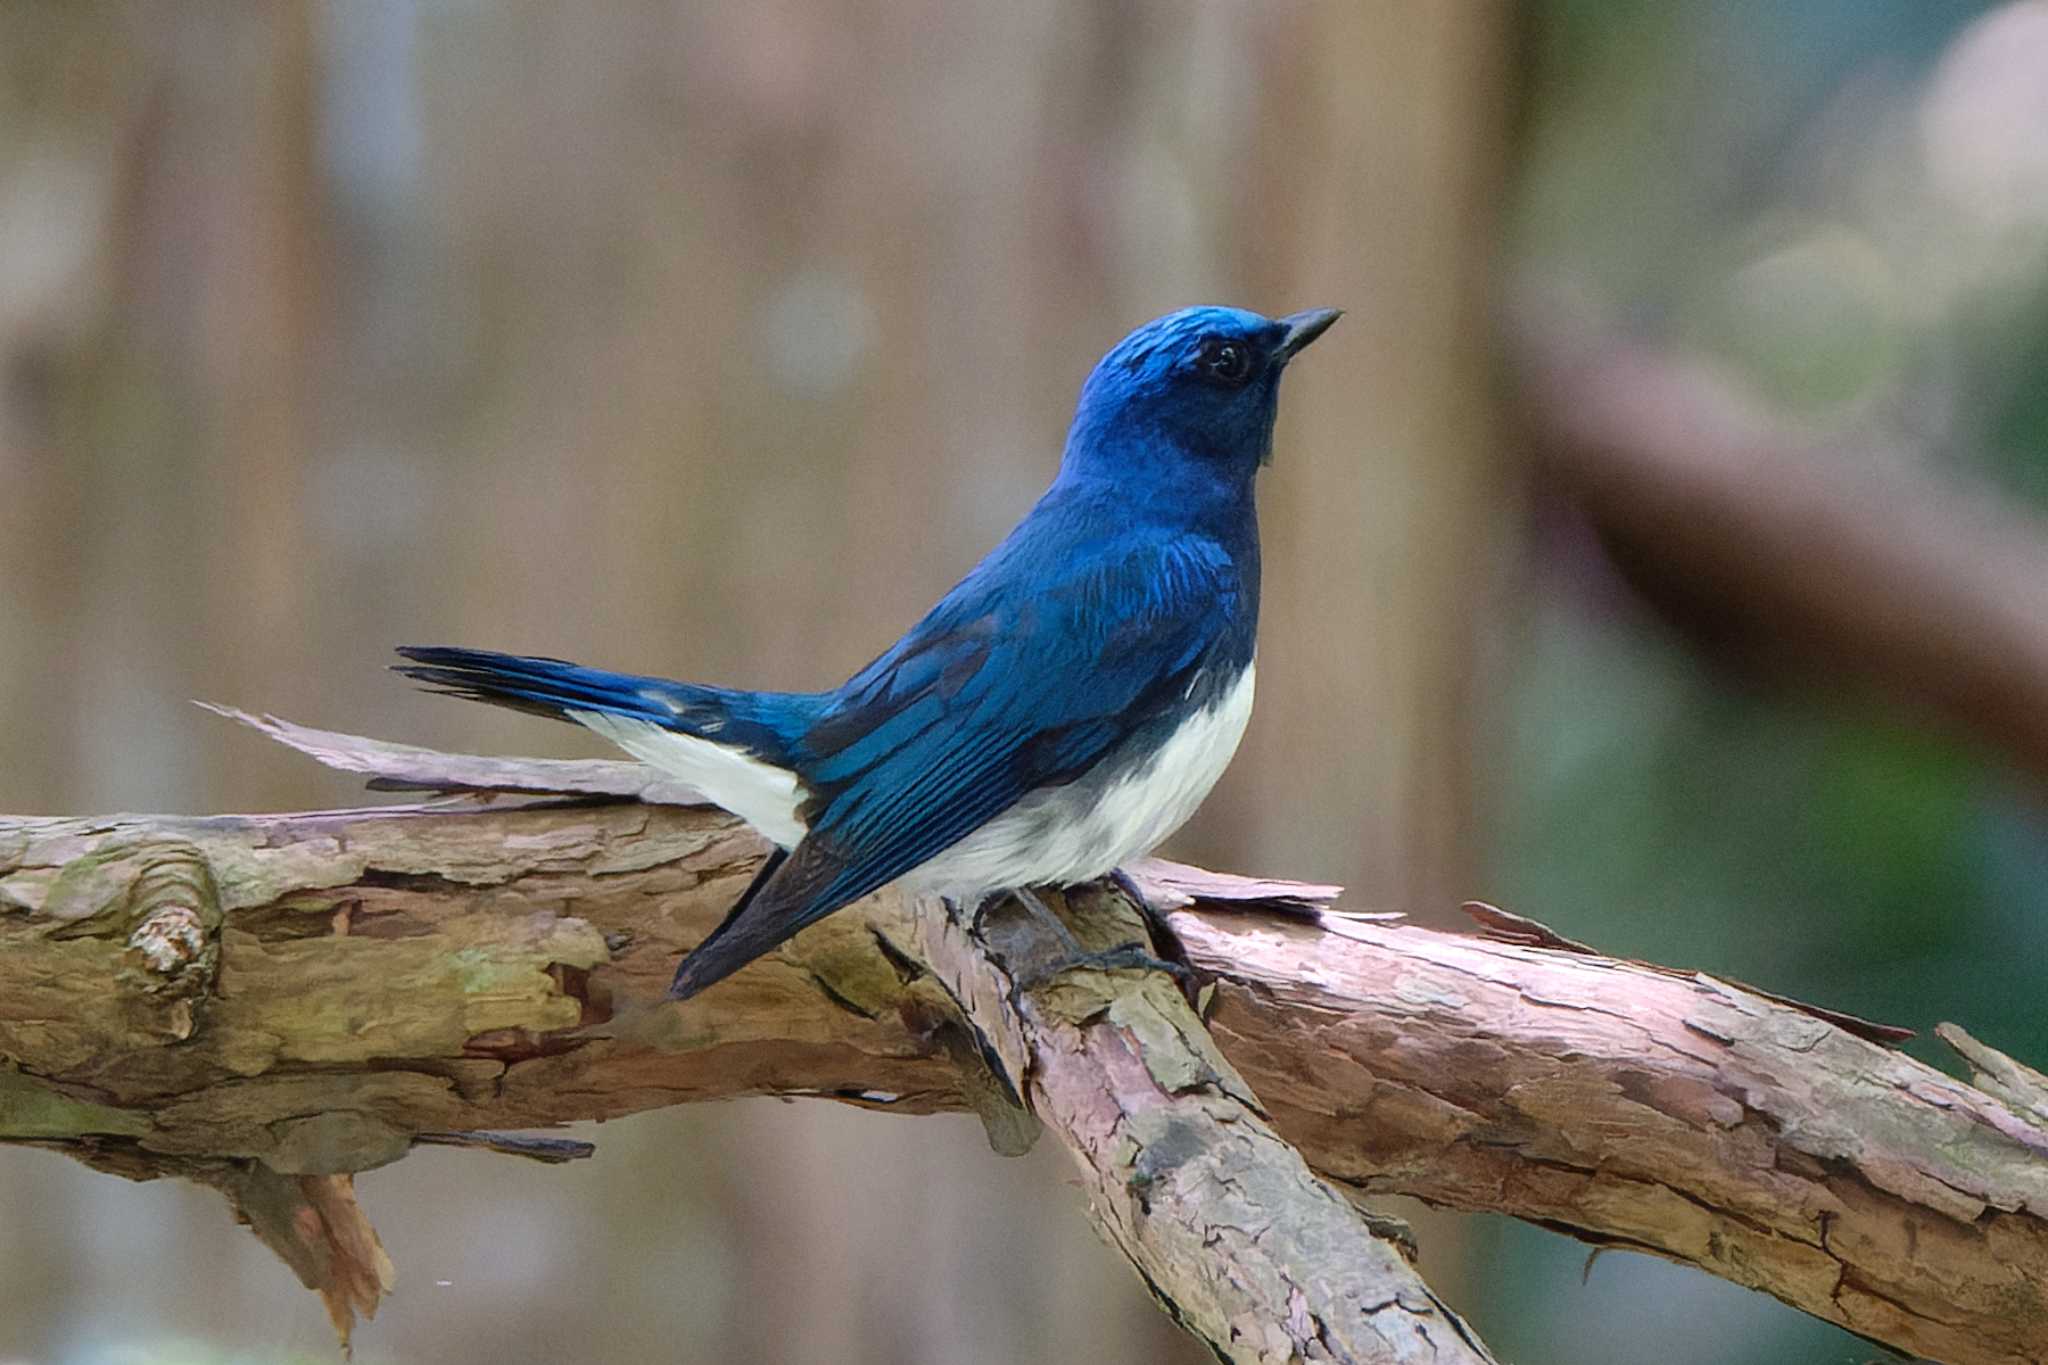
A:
[908,661,1256,902]
[570,710,808,848]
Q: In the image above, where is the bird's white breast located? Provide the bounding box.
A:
[906,660,1256,902]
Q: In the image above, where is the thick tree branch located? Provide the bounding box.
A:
[0,715,1493,1364]
[1,718,2041,1362]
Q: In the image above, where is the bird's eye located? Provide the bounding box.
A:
[1196,338,1254,386]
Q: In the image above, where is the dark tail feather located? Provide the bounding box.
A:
[394,646,819,763]
[394,646,687,726]
[666,845,790,1000]
[666,839,846,1001]
[398,644,844,1001]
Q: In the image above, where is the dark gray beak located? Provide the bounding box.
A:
[1274,307,1343,362]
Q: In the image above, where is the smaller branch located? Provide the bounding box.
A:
[193,704,710,804]
[908,888,1497,1364]
[237,1171,395,1356]
[1177,904,2048,1365]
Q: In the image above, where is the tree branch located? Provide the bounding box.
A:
[919,886,1496,1362]
[0,714,1494,1364]
[2,716,2041,1362]
[1179,899,2048,1364]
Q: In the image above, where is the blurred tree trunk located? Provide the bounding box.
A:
[0,4,1520,1363]
[1197,4,1517,919]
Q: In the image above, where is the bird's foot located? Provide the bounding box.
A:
[1004,886,1086,954]
[1012,938,1198,994]
[997,887,1200,1000]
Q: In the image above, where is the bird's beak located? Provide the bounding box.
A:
[1274,308,1343,362]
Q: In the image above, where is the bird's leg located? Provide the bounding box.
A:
[1007,886,1197,994]
[1006,886,1088,957]
[1107,865,1148,907]
[1106,865,1178,936]
[1104,863,1196,977]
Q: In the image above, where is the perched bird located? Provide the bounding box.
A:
[397,304,1340,1000]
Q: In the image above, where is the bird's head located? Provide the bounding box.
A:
[1062,305,1341,492]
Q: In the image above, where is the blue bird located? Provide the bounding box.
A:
[396,304,1340,1000]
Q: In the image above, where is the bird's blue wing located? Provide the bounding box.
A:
[664,532,1245,998]
[800,534,1241,894]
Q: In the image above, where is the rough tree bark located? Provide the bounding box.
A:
[2,715,2043,1364]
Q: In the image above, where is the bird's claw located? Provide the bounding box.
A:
[1013,938,1198,993]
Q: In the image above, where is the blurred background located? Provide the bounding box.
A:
[3,1,2046,1361]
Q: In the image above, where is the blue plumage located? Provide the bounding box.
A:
[394,648,818,762]
[397,304,1339,999]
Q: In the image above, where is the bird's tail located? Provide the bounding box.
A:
[397,644,739,730]
[394,645,817,800]
[399,645,834,999]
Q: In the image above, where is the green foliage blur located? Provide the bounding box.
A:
[1482,3,2048,1358]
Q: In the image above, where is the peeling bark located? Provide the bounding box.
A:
[1180,907,2048,1365]
[47,1142,394,1355]
[1,718,2041,1363]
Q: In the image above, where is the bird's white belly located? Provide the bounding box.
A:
[906,661,1256,902]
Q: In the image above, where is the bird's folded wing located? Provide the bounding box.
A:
[791,536,1243,914]
[664,534,1246,999]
